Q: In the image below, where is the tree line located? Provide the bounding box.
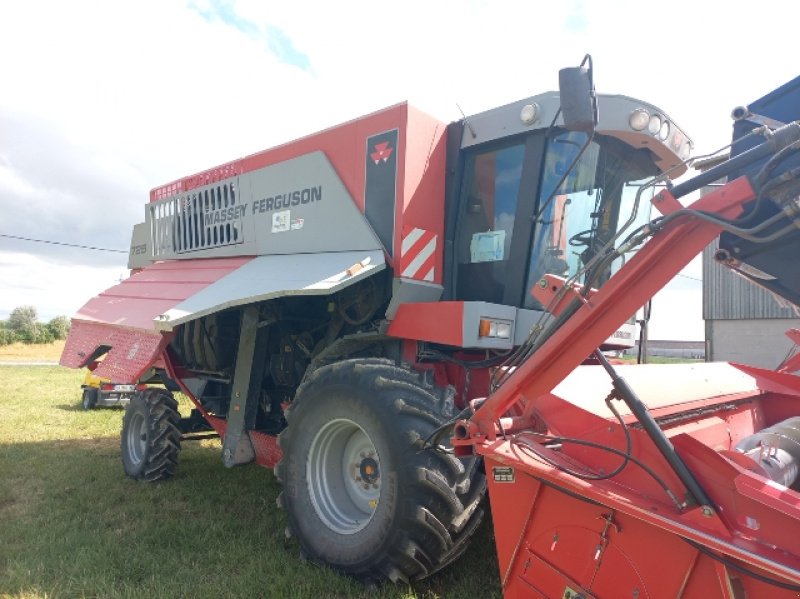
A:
[0,306,70,345]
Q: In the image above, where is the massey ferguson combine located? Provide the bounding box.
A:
[62,58,800,596]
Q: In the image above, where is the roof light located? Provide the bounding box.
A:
[679,140,692,160]
[671,130,684,151]
[629,109,649,131]
[658,120,670,141]
[520,103,540,126]
[647,114,662,135]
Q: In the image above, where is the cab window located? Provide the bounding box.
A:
[455,143,525,303]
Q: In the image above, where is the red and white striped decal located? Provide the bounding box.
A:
[401,228,437,281]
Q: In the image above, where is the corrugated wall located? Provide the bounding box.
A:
[699,177,800,366]
[703,238,799,320]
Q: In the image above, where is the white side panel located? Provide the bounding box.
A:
[155,249,385,330]
[552,362,759,420]
[144,152,383,261]
[709,318,800,369]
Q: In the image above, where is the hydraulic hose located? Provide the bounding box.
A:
[670,122,800,199]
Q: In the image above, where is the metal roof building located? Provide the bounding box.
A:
[699,70,800,370]
[703,235,800,368]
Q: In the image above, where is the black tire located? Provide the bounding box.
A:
[121,388,181,481]
[275,358,486,583]
[81,388,98,410]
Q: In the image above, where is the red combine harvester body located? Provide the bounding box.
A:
[61,59,800,595]
[458,177,800,597]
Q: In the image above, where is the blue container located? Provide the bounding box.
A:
[719,75,800,307]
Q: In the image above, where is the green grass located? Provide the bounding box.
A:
[618,355,703,365]
[0,367,501,598]
[644,356,704,364]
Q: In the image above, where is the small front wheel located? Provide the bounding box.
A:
[121,388,181,481]
[81,388,98,410]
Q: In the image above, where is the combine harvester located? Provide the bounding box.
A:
[61,57,800,596]
[452,68,800,597]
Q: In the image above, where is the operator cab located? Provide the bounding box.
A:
[445,83,692,349]
[454,131,660,308]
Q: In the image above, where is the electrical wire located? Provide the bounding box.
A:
[682,537,800,592]
[513,407,683,510]
[420,405,473,454]
[514,436,683,509]
[418,347,511,370]
[516,394,633,481]
[0,233,128,253]
[676,273,702,283]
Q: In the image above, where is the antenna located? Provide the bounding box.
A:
[456,103,477,139]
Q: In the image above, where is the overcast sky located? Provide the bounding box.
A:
[1,0,798,340]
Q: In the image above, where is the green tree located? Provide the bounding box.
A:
[8,306,38,333]
[0,329,17,345]
[48,316,71,340]
[29,324,55,344]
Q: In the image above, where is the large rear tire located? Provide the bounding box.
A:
[121,388,181,481]
[275,359,485,583]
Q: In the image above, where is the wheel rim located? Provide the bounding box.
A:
[307,418,380,534]
[127,412,147,465]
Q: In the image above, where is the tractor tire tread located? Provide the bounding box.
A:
[275,358,485,583]
[121,388,181,482]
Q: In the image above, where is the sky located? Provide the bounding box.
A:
[1,0,798,340]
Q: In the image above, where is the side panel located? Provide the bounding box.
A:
[144,152,383,262]
[158,249,386,329]
[364,129,399,256]
[396,106,448,284]
[484,460,704,598]
[128,222,150,269]
[60,320,167,382]
[72,258,252,330]
[388,301,465,347]
[151,103,413,214]
[144,102,451,290]
[387,300,516,350]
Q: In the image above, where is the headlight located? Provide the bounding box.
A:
[658,120,670,141]
[629,109,649,131]
[648,114,662,135]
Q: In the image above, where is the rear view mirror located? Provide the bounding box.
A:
[559,59,597,133]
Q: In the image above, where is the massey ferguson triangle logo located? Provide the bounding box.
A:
[370,142,394,164]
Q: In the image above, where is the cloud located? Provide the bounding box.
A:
[189,0,260,37]
[564,0,589,31]
[188,0,311,70]
[0,110,145,259]
[0,251,125,321]
[265,25,311,71]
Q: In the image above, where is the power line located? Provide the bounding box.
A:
[0,233,709,279]
[0,233,127,254]
[676,273,702,282]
